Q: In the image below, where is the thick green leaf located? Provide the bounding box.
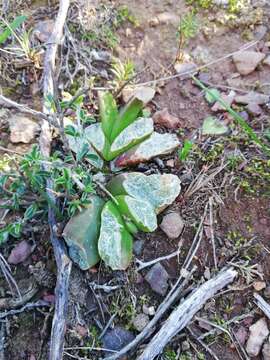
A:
[108,117,153,160]
[202,116,228,135]
[107,172,181,214]
[66,126,104,168]
[63,195,105,270]
[111,87,155,140]
[0,15,27,44]
[98,201,133,270]
[115,195,157,232]
[113,132,180,168]
[99,91,118,141]
[85,123,111,161]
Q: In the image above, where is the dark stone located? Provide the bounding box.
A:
[154,158,165,169]
[102,326,135,351]
[145,263,169,296]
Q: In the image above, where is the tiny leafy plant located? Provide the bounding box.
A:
[176,11,198,62]
[63,89,181,270]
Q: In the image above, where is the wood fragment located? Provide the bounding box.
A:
[138,268,237,360]
[136,250,181,271]
[254,293,270,320]
[0,300,51,319]
[38,1,72,360]
[105,268,196,360]
[0,285,38,310]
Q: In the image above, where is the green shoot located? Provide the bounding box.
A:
[110,58,135,90]
[179,140,193,161]
[0,15,27,44]
[192,76,270,156]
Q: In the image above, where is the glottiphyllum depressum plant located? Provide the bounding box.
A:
[63,89,181,270]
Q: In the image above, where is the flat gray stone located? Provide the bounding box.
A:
[233,51,265,75]
[234,92,269,105]
[145,263,169,296]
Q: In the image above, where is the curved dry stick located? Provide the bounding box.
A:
[39,1,72,360]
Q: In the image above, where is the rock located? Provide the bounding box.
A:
[254,25,267,40]
[8,240,34,265]
[263,340,270,360]
[166,159,175,168]
[246,318,269,357]
[235,326,248,345]
[133,240,144,256]
[160,212,184,239]
[145,263,169,296]
[153,108,182,129]
[121,86,155,104]
[149,12,179,26]
[102,327,135,351]
[234,92,269,105]
[247,103,262,116]
[132,313,150,332]
[9,115,40,144]
[33,20,54,43]
[114,132,180,168]
[122,87,136,103]
[142,305,156,316]
[253,281,266,291]
[192,46,213,65]
[174,62,197,76]
[211,91,236,112]
[264,56,270,66]
[232,51,265,75]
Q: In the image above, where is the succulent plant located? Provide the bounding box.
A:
[63,89,181,270]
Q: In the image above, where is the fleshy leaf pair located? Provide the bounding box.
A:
[66,88,179,167]
[63,173,181,270]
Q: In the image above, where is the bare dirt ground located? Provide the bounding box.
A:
[0,0,270,359]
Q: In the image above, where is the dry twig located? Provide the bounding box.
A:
[254,293,270,320]
[39,2,72,360]
[138,268,238,360]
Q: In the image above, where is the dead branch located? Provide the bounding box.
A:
[0,94,59,128]
[254,293,270,320]
[136,250,181,271]
[39,1,72,360]
[0,300,51,319]
[138,268,237,360]
[105,267,196,360]
[0,284,38,310]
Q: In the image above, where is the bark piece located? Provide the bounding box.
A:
[138,268,237,360]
